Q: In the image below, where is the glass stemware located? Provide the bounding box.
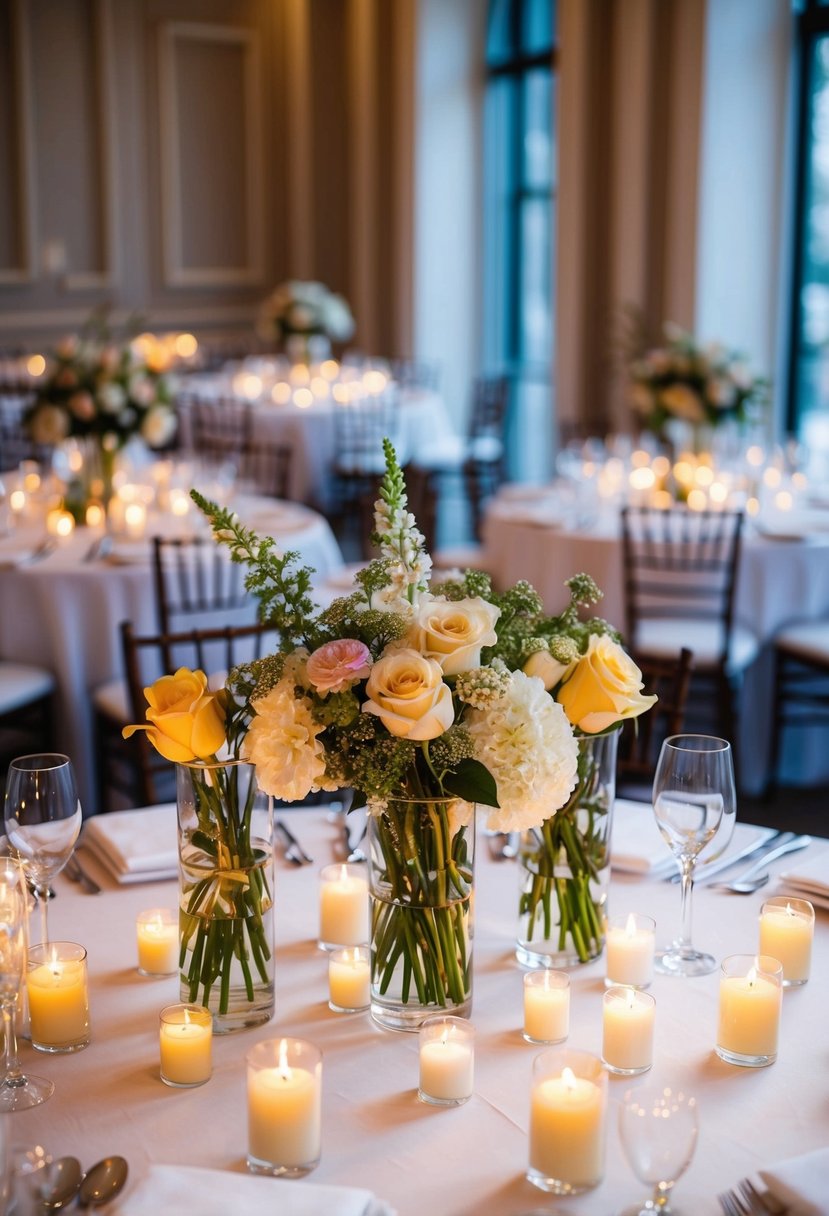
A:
[618,1085,698,1215]
[3,754,82,947]
[652,735,736,977]
[0,860,54,1110]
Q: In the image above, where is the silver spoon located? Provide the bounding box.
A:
[711,835,812,894]
[78,1156,129,1208]
[41,1155,83,1210]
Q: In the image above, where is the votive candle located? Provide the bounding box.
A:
[159,1003,212,1087]
[27,942,90,1052]
[605,913,655,988]
[136,908,178,977]
[523,970,570,1044]
[759,897,814,987]
[328,946,370,1012]
[418,1015,474,1106]
[716,954,782,1067]
[602,986,655,1075]
[528,1048,607,1195]
[247,1037,322,1176]
[318,863,369,950]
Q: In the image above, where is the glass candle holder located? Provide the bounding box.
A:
[247,1038,322,1176]
[716,954,782,1067]
[318,863,369,951]
[605,913,656,989]
[523,970,570,1044]
[328,946,370,1012]
[602,986,655,1076]
[159,1004,212,1087]
[759,897,814,987]
[27,943,90,1053]
[418,1015,474,1106]
[528,1048,607,1195]
[136,909,178,977]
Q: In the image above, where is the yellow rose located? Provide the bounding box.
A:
[411,595,500,675]
[362,648,454,740]
[522,649,574,692]
[122,668,227,762]
[556,636,657,734]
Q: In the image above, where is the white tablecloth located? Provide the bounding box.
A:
[19,808,829,1216]
[483,494,829,792]
[0,496,343,815]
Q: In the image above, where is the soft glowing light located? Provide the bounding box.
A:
[673,461,693,486]
[695,465,714,487]
[27,354,46,377]
[10,489,25,513]
[169,489,190,516]
[363,370,388,394]
[321,359,340,380]
[293,387,314,409]
[289,364,311,387]
[271,382,292,405]
[687,489,708,511]
[85,502,104,528]
[792,472,807,490]
[310,376,329,398]
[763,467,782,488]
[651,455,670,479]
[746,496,760,516]
[746,445,765,468]
[629,467,655,490]
[174,332,198,358]
[709,481,728,504]
[631,449,651,467]
[653,490,673,509]
[332,384,349,403]
[774,491,793,511]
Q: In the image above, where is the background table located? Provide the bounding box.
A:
[483,493,829,794]
[20,806,829,1216]
[0,496,343,815]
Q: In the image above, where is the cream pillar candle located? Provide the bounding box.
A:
[246,1038,322,1176]
[759,897,814,986]
[27,943,90,1052]
[328,946,370,1012]
[605,913,655,988]
[523,970,570,1044]
[318,863,369,949]
[528,1049,607,1195]
[159,1004,212,1087]
[717,954,782,1067]
[136,909,178,976]
[418,1016,475,1106]
[602,987,655,1075]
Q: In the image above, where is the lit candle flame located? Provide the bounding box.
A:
[561,1066,577,1092]
[278,1038,292,1080]
[747,965,757,987]
[625,913,637,938]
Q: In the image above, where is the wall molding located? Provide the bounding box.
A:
[284,1,312,275]
[158,20,265,288]
[0,0,36,285]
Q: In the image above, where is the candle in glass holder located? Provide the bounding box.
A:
[46,508,74,538]
[247,1037,322,1176]
[27,942,90,1052]
[523,970,570,1044]
[418,1015,474,1106]
[759,897,814,986]
[159,1003,212,1086]
[318,863,369,950]
[602,986,655,1075]
[716,954,782,1067]
[605,913,655,989]
[328,946,370,1012]
[528,1048,607,1195]
[136,909,178,976]
[124,501,147,539]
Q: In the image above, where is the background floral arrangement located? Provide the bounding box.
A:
[628,320,769,434]
[256,280,355,345]
[25,312,176,451]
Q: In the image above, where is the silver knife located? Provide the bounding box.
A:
[670,829,789,885]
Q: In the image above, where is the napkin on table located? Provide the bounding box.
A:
[611,799,676,876]
[115,1165,397,1216]
[81,804,177,883]
[758,1146,829,1216]
[777,848,829,911]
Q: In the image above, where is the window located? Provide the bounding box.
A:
[483,0,556,481]
[789,0,829,464]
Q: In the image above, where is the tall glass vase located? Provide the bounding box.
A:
[368,795,475,1032]
[517,731,619,969]
[176,759,274,1033]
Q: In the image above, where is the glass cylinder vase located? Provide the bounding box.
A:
[368,796,475,1032]
[176,759,275,1033]
[517,731,618,970]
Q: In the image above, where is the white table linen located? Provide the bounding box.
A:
[20,808,829,1216]
[759,1147,829,1216]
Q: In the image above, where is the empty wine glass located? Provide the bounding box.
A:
[618,1085,698,1215]
[0,860,54,1110]
[652,735,736,977]
[3,755,82,947]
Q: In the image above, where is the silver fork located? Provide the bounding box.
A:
[738,1179,787,1215]
[719,1189,749,1216]
[275,818,314,865]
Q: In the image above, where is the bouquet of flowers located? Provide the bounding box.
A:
[256,280,355,345]
[628,321,768,434]
[24,313,176,451]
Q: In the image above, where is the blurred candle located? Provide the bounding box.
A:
[124,501,147,539]
[46,508,74,538]
[601,987,655,1075]
[523,970,570,1044]
[759,898,814,987]
[85,501,105,528]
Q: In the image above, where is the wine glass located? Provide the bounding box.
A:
[3,755,82,947]
[618,1085,698,1215]
[0,859,54,1110]
[652,735,736,977]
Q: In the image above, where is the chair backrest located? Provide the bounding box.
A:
[0,396,52,472]
[620,506,744,662]
[389,358,441,394]
[152,535,257,638]
[468,376,509,450]
[617,647,695,789]
[120,618,278,805]
[186,396,292,498]
[333,387,401,478]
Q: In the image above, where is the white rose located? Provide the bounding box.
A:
[523,649,574,692]
[411,595,500,675]
[362,648,454,740]
[141,405,177,448]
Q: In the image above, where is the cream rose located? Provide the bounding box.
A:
[411,596,500,675]
[362,648,454,740]
[556,636,657,734]
[523,649,574,692]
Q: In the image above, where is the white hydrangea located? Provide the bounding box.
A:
[465,670,578,833]
[242,679,328,801]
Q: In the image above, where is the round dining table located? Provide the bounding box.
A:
[15,803,829,1216]
[482,488,829,794]
[0,494,344,816]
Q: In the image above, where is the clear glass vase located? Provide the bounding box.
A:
[368,796,475,1032]
[517,731,619,969]
[176,759,275,1033]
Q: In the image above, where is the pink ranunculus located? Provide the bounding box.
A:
[306,639,372,696]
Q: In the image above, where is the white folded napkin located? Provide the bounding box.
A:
[116,1165,397,1216]
[82,804,177,884]
[758,1146,829,1216]
[778,848,829,911]
[611,800,676,875]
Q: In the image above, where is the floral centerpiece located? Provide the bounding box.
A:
[125,441,656,1027]
[256,280,355,362]
[628,321,768,438]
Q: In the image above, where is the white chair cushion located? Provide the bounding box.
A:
[91,677,130,724]
[776,620,829,664]
[633,618,760,674]
[432,545,495,579]
[0,662,54,713]
[410,434,467,471]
